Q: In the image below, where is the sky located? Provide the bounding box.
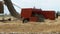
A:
[2,0,60,14]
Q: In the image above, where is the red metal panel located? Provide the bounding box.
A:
[41,11,55,20]
[48,11,55,20]
[29,17,38,22]
[21,8,33,18]
[32,9,55,20]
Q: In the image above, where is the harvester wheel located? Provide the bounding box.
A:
[23,19,28,23]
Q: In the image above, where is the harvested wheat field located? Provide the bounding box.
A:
[0,16,60,33]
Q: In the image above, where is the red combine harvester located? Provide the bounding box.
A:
[21,8,58,23]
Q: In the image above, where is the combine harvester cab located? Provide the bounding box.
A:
[21,8,58,23]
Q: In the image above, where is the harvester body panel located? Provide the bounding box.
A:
[21,8,32,18]
[29,17,38,22]
[38,11,55,20]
